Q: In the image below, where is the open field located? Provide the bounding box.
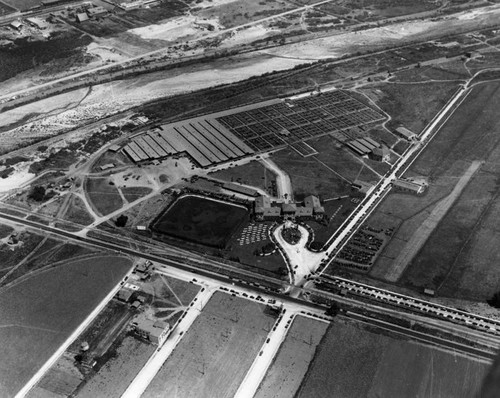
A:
[0,255,133,397]
[0,0,16,14]
[152,194,249,248]
[121,187,153,203]
[0,229,44,280]
[272,146,352,201]
[384,160,481,282]
[144,273,200,322]
[75,336,154,398]
[296,317,489,398]
[360,81,460,133]
[85,177,124,216]
[60,194,94,226]
[362,81,500,297]
[255,316,329,398]
[0,31,93,81]
[312,136,381,184]
[143,292,277,398]
[209,160,276,194]
[372,81,500,299]
[195,0,297,28]
[1,238,99,287]
[31,273,196,397]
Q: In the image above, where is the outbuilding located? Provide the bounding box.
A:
[395,126,417,141]
[10,20,22,31]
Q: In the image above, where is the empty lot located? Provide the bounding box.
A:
[142,292,276,398]
[0,255,132,397]
[296,317,489,398]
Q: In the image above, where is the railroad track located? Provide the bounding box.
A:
[315,275,500,335]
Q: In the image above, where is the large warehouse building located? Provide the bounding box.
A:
[122,119,254,168]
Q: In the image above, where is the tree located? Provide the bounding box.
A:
[325,302,340,317]
[29,186,46,202]
[487,292,500,308]
[115,215,128,227]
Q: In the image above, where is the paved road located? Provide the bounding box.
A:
[260,158,293,202]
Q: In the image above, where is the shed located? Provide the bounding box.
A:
[117,289,133,303]
[10,20,22,30]
[87,6,107,17]
[395,126,417,141]
[76,13,89,22]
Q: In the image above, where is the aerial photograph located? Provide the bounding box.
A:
[2,0,500,397]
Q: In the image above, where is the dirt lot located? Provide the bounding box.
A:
[255,315,329,398]
[0,255,133,397]
[296,317,489,398]
[143,292,277,398]
[85,177,124,216]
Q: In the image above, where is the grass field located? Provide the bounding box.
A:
[361,81,460,133]
[85,177,124,216]
[152,194,249,248]
[272,145,352,201]
[0,231,45,281]
[143,292,277,398]
[61,194,94,226]
[0,255,133,397]
[1,238,99,287]
[364,81,500,297]
[195,0,297,28]
[255,316,329,398]
[121,187,153,203]
[145,274,200,323]
[209,160,276,193]
[31,273,196,397]
[75,336,155,398]
[0,31,93,82]
[0,0,16,14]
[296,317,489,398]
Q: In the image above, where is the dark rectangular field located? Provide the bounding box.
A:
[152,195,248,248]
